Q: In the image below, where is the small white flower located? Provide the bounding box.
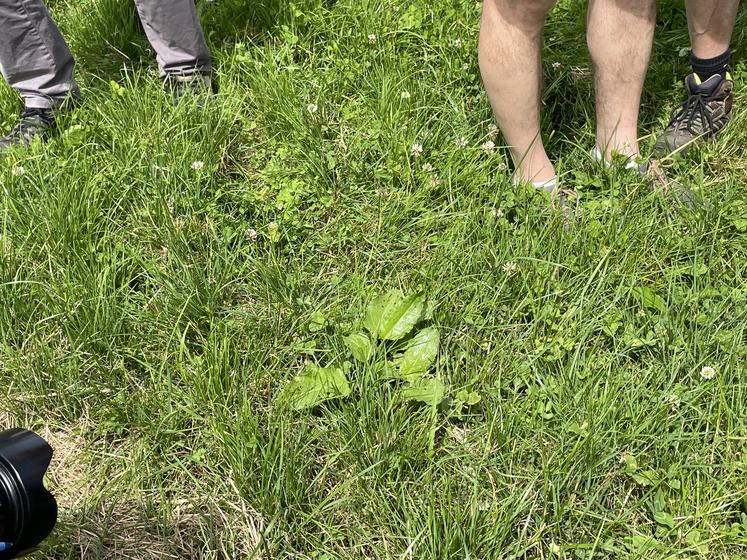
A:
[456,137,468,149]
[368,34,378,44]
[421,163,433,173]
[246,228,258,240]
[430,175,441,187]
[400,91,411,100]
[191,160,204,170]
[453,38,463,49]
[410,143,423,157]
[487,124,499,139]
[268,221,279,231]
[664,393,681,411]
[503,261,518,274]
[491,207,504,218]
[462,62,470,71]
[307,103,318,114]
[700,366,716,380]
[11,166,25,176]
[482,140,495,154]
[552,62,562,70]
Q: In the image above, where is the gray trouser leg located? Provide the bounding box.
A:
[0,0,80,108]
[133,0,212,78]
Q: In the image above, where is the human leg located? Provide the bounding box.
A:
[478,0,558,184]
[587,0,657,162]
[133,0,212,78]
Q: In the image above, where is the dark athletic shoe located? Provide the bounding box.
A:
[163,73,217,104]
[654,73,733,157]
[0,107,56,151]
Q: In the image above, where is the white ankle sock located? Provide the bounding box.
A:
[591,147,646,174]
[512,174,558,193]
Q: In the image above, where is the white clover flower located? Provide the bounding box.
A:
[456,137,468,149]
[664,393,681,411]
[491,207,504,218]
[503,261,518,274]
[430,175,441,187]
[191,160,204,170]
[246,228,258,240]
[487,124,499,139]
[307,103,318,114]
[268,221,279,231]
[410,143,423,157]
[482,140,495,154]
[453,38,463,49]
[552,62,562,70]
[368,34,378,44]
[400,91,411,100]
[700,366,716,380]
[11,166,25,176]
[421,163,433,173]
[462,62,470,71]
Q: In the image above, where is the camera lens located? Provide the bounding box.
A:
[0,429,57,559]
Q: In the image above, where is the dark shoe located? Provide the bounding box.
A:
[0,107,56,151]
[163,73,217,104]
[654,73,733,157]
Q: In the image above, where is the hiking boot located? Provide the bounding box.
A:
[654,73,733,157]
[0,107,56,151]
[163,73,217,104]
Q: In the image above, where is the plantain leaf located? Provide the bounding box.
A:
[364,290,425,341]
[398,378,446,406]
[278,363,351,411]
[343,332,373,362]
[376,360,397,379]
[397,327,440,379]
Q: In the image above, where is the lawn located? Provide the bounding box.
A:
[1,0,746,558]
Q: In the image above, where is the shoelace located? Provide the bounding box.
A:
[669,90,721,136]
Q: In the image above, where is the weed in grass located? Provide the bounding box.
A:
[0,0,746,558]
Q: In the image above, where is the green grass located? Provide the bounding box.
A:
[1,0,746,558]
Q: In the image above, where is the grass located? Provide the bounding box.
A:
[1,0,746,558]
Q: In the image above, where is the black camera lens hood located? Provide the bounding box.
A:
[0,429,57,558]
